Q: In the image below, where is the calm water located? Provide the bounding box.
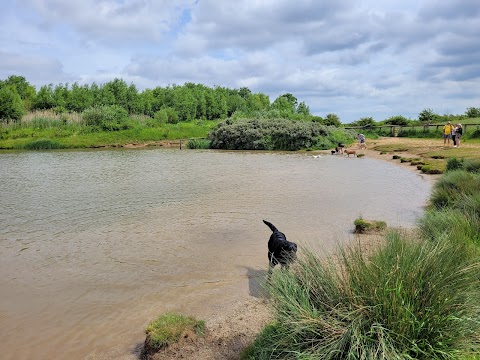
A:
[0,149,431,360]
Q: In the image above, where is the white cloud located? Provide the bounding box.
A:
[1,0,479,122]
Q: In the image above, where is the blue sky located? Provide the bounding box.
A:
[1,0,479,123]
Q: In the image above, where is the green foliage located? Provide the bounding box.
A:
[82,105,130,131]
[186,138,211,149]
[24,138,66,150]
[418,108,439,124]
[430,170,480,209]
[353,217,386,233]
[154,109,168,124]
[465,107,480,118]
[209,118,355,151]
[351,116,376,127]
[0,85,25,122]
[144,313,205,351]
[251,232,480,359]
[383,115,410,126]
[324,113,341,127]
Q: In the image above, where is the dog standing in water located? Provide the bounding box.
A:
[263,220,297,271]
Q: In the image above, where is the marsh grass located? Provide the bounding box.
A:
[244,232,480,359]
[430,170,480,209]
[0,117,218,149]
[353,217,386,233]
[144,313,205,352]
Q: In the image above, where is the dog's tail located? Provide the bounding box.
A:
[263,220,278,232]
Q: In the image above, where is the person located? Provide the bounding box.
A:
[455,124,463,148]
[452,124,457,147]
[443,121,454,146]
[357,133,365,147]
[337,142,345,154]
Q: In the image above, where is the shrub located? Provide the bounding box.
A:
[209,118,355,151]
[249,232,480,359]
[82,105,130,131]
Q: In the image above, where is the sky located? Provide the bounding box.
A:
[1,0,479,123]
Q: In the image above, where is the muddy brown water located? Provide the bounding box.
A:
[0,149,431,360]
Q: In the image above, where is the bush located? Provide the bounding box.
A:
[249,232,480,359]
[82,105,130,131]
[209,118,355,151]
[0,85,25,123]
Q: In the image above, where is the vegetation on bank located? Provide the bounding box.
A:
[142,313,205,358]
[243,160,480,359]
[1,74,480,152]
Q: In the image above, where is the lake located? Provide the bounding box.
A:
[0,149,431,359]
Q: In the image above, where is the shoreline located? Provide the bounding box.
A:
[142,140,440,360]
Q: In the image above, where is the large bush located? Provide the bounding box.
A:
[209,118,354,151]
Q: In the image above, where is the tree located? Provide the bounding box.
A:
[383,115,409,126]
[2,75,35,110]
[352,116,375,128]
[465,107,480,118]
[0,85,25,122]
[272,93,297,114]
[418,108,437,124]
[296,101,310,116]
[324,113,341,127]
[33,84,55,110]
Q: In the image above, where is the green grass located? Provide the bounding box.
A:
[353,217,387,233]
[0,118,218,149]
[144,313,205,351]
[244,232,480,359]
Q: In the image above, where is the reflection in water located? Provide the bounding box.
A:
[0,149,431,359]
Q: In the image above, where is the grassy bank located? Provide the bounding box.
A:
[243,157,480,359]
[0,111,217,149]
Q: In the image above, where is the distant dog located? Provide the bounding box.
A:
[263,220,297,270]
[344,149,357,157]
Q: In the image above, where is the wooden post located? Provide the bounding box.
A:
[180,140,182,150]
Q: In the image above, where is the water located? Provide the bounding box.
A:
[0,149,431,359]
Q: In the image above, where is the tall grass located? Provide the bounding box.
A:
[244,232,480,359]
[0,115,218,149]
[245,165,480,359]
[429,170,480,209]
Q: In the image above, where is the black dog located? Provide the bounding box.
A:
[263,220,297,270]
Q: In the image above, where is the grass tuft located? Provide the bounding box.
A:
[143,313,205,353]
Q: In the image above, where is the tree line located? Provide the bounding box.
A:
[0,75,321,124]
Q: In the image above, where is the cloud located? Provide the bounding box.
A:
[1,0,479,122]
[16,0,195,44]
[0,51,74,85]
